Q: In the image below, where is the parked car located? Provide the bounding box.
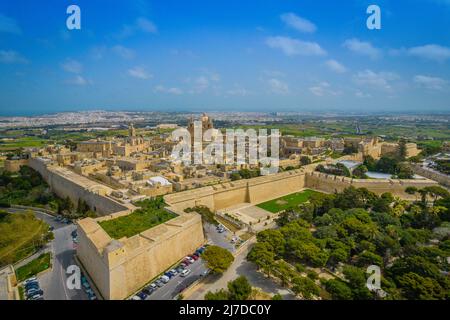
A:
[186,256,195,264]
[143,286,155,295]
[27,289,43,297]
[176,266,184,273]
[24,277,37,285]
[149,283,157,290]
[28,294,43,300]
[131,295,142,300]
[137,291,147,300]
[24,281,39,289]
[190,254,199,261]
[169,269,178,276]
[164,272,173,279]
[182,259,191,266]
[155,280,164,287]
[88,293,97,300]
[180,269,191,277]
[160,275,170,283]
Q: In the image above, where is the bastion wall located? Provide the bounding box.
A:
[27,158,131,215]
[77,210,204,300]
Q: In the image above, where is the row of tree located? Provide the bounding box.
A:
[247,186,450,300]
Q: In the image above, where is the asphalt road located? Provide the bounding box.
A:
[187,237,296,300]
[7,208,87,300]
[204,223,236,253]
[147,259,207,300]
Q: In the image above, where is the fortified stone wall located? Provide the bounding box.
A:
[165,168,440,211]
[164,169,307,211]
[4,159,29,172]
[28,158,131,215]
[305,171,439,199]
[412,164,450,188]
[77,211,204,300]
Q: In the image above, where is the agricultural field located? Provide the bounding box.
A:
[257,189,322,213]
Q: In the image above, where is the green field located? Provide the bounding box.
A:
[99,198,177,239]
[257,189,322,213]
[0,211,51,267]
[15,252,51,282]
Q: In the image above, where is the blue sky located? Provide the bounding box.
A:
[1,0,450,116]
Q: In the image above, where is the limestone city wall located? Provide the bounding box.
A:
[28,158,131,215]
[77,210,204,300]
[305,171,439,199]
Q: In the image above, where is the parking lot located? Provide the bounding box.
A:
[204,223,236,253]
[129,245,209,300]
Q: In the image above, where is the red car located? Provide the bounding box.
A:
[191,254,199,261]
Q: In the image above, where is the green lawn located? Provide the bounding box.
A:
[16,252,51,282]
[99,199,177,239]
[257,189,322,213]
[0,210,51,267]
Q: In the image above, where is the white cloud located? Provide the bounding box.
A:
[117,17,157,39]
[408,44,450,62]
[187,73,220,94]
[325,59,347,73]
[268,78,289,95]
[154,85,183,95]
[355,91,372,98]
[353,70,399,91]
[66,75,90,86]
[226,86,249,96]
[280,13,317,33]
[309,82,340,97]
[266,36,326,56]
[0,13,21,34]
[128,66,152,80]
[136,18,157,33]
[343,38,381,59]
[0,50,28,64]
[61,59,83,74]
[112,45,135,59]
[413,75,447,90]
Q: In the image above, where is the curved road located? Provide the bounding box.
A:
[7,208,87,300]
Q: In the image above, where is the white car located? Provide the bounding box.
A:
[131,295,142,300]
[180,269,191,277]
[185,256,195,264]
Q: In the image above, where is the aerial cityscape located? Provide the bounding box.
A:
[0,0,449,310]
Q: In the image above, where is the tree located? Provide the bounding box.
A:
[342,265,373,300]
[396,272,447,300]
[227,276,252,300]
[272,293,283,300]
[300,156,312,166]
[325,279,353,300]
[205,289,229,300]
[292,276,320,299]
[353,165,368,179]
[405,187,418,201]
[247,242,275,277]
[396,163,414,179]
[363,155,377,171]
[398,138,407,160]
[202,245,234,274]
